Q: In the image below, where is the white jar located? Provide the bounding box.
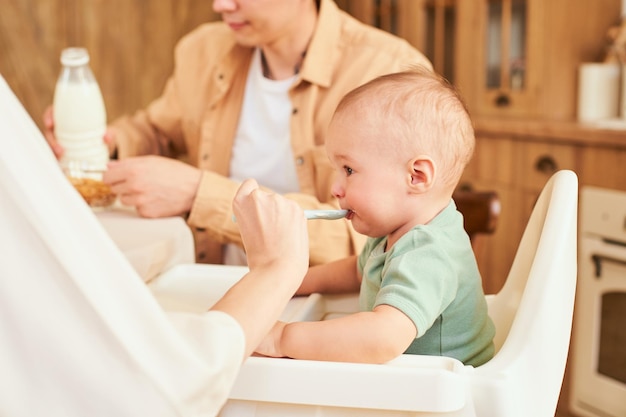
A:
[53,47,108,167]
[577,62,620,123]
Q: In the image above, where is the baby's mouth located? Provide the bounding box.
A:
[346,209,355,220]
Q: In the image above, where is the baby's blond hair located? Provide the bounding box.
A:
[333,66,475,189]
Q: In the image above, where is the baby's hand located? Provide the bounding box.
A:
[254,321,288,358]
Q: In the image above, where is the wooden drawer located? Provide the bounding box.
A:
[516,141,578,191]
[578,145,626,192]
[463,135,518,187]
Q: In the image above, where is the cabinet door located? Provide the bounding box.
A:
[456,0,621,120]
[578,146,626,192]
[473,181,523,295]
[461,137,580,294]
[463,133,517,185]
[456,0,542,118]
[461,136,523,294]
[517,141,578,190]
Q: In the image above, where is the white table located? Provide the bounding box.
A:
[95,207,195,283]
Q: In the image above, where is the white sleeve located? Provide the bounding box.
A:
[0,75,244,417]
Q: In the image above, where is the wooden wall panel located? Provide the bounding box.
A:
[0,0,66,129]
[541,0,621,120]
[334,0,425,50]
[0,0,218,131]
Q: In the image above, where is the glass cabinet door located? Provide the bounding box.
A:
[335,0,457,81]
[453,0,538,116]
[424,0,457,83]
[486,0,527,104]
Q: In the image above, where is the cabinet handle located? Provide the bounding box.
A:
[591,254,626,278]
[535,155,557,174]
[458,182,474,192]
[494,93,511,107]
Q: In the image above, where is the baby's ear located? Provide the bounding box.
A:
[406,156,435,194]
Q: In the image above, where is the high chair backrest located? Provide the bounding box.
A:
[473,169,578,417]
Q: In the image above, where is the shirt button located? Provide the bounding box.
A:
[296,157,304,166]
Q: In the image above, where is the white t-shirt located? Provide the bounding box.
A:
[226,48,300,265]
[229,47,299,194]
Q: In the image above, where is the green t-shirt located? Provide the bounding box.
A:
[357,200,495,367]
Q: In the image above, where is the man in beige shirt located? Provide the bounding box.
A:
[44,0,432,265]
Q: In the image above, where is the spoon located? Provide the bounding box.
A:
[303,209,348,220]
[232,209,348,223]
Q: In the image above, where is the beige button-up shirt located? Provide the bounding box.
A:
[113,0,432,265]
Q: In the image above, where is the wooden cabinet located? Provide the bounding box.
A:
[579,144,626,189]
[339,0,621,120]
[456,0,620,120]
[461,119,626,294]
[460,135,522,294]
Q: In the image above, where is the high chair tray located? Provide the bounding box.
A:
[148,264,471,415]
[148,263,321,322]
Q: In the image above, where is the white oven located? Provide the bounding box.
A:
[570,186,626,417]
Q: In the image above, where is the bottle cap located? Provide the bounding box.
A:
[60,47,90,66]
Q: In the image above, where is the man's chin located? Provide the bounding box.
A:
[230,32,259,48]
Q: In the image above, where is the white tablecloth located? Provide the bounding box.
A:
[96,206,195,282]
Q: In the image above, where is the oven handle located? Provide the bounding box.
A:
[591,254,626,278]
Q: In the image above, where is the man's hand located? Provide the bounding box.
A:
[103,155,202,218]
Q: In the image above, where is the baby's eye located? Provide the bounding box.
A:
[344,166,353,176]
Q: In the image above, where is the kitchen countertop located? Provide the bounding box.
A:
[474,118,626,148]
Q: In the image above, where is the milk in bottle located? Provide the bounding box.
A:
[53,47,108,167]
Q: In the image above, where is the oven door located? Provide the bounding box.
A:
[570,234,626,417]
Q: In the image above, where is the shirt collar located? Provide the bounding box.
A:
[218,0,341,88]
[298,0,342,88]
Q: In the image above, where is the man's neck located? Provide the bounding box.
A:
[259,1,318,80]
[260,49,306,80]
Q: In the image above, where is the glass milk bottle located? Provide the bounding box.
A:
[53,47,108,168]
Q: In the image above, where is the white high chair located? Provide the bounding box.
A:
[149,169,579,417]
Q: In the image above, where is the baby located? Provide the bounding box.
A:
[255,67,495,367]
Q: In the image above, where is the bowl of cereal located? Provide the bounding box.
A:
[61,161,116,208]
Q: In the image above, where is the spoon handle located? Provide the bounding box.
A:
[304,209,348,220]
